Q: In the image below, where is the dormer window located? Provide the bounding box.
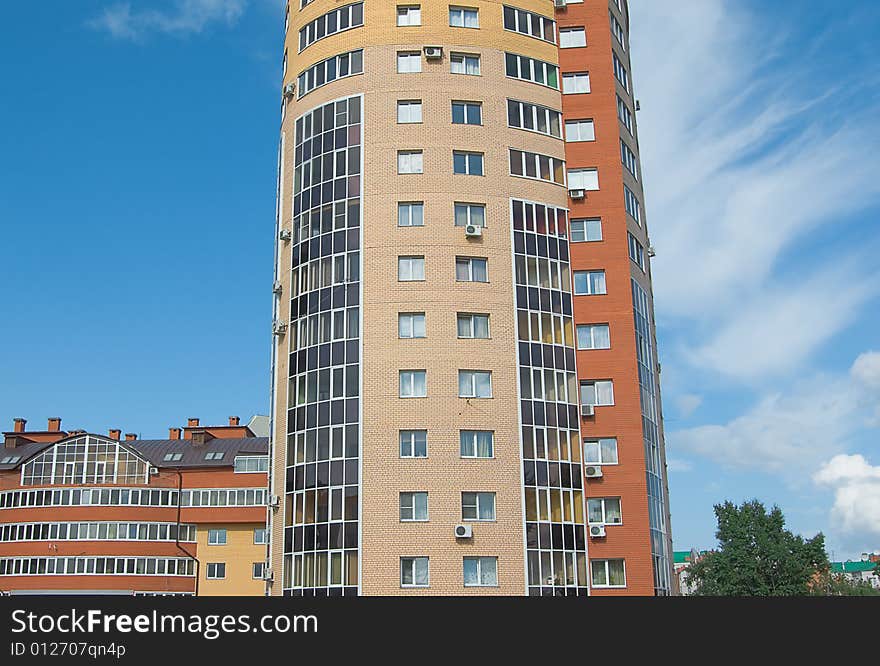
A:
[163,453,183,462]
[205,452,224,461]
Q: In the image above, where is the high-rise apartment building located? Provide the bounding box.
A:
[270,0,673,596]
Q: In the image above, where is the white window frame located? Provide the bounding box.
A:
[399,492,429,522]
[573,270,606,296]
[397,100,423,123]
[398,256,425,281]
[399,370,427,398]
[398,201,424,227]
[457,313,490,339]
[449,6,479,28]
[588,497,623,525]
[570,218,602,242]
[453,151,484,175]
[584,438,619,465]
[450,52,481,75]
[455,257,488,282]
[454,203,485,228]
[400,430,428,458]
[206,562,226,580]
[459,430,494,458]
[397,51,422,73]
[576,324,611,350]
[207,528,227,546]
[591,559,626,588]
[451,100,482,125]
[397,5,421,27]
[398,312,426,339]
[458,370,492,398]
[562,72,590,94]
[559,27,587,48]
[400,556,430,588]
[397,150,423,174]
[463,556,498,587]
[565,119,596,142]
[580,380,615,407]
[461,492,496,521]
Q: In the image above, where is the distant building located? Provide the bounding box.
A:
[0,416,269,596]
[831,558,880,590]
[673,549,711,595]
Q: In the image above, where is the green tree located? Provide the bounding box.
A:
[689,500,828,596]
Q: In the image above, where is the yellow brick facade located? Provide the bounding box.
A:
[198,523,266,596]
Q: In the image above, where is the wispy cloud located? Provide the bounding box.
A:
[90,0,247,41]
[630,0,880,380]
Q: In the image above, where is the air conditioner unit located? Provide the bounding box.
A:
[589,525,607,538]
[423,46,443,59]
[569,189,585,200]
[272,321,288,336]
[149,467,159,476]
[272,281,283,294]
[584,465,604,479]
[465,224,482,238]
[282,82,296,98]
[279,228,292,242]
[647,246,656,257]
[269,495,281,508]
[581,403,595,417]
[454,524,473,539]
[635,100,641,111]
[263,568,274,582]
[553,0,567,8]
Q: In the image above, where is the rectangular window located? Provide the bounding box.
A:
[399,312,426,338]
[617,95,633,133]
[398,202,424,227]
[254,528,268,544]
[624,185,641,223]
[509,149,566,185]
[252,562,265,579]
[450,53,481,75]
[398,150,423,174]
[559,27,587,48]
[562,72,590,94]
[398,256,425,281]
[400,492,429,521]
[565,119,595,142]
[628,232,645,270]
[504,52,559,89]
[463,556,498,587]
[460,430,494,458]
[567,168,599,191]
[400,430,428,458]
[206,563,226,579]
[461,492,495,521]
[400,370,427,398]
[584,438,619,465]
[591,559,626,588]
[397,51,422,73]
[610,11,626,50]
[400,557,429,587]
[455,257,488,282]
[449,6,479,28]
[458,370,492,398]
[588,498,623,525]
[453,151,484,175]
[502,6,555,44]
[581,380,614,407]
[454,203,485,227]
[507,99,562,138]
[207,528,227,546]
[457,313,489,338]
[570,218,602,242]
[613,53,629,91]
[576,324,611,350]
[397,100,423,123]
[452,101,482,125]
[573,270,606,295]
[621,139,638,179]
[397,5,421,26]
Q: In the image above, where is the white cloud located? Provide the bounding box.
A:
[675,394,703,419]
[90,0,247,40]
[814,454,880,537]
[687,268,879,381]
[666,459,694,473]
[629,0,880,380]
[851,351,880,389]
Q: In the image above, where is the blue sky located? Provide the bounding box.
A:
[1,1,878,560]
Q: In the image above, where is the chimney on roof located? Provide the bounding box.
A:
[13,418,26,433]
[47,417,61,432]
[228,416,240,426]
[125,433,137,441]
[108,429,122,440]
[187,418,200,427]
[169,427,181,440]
